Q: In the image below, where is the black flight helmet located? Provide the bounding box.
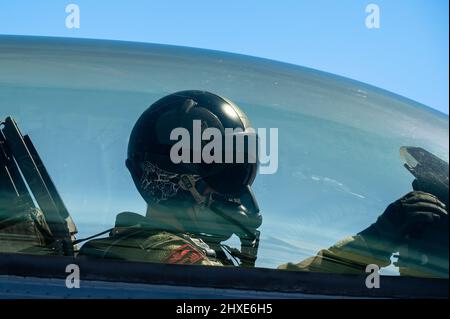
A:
[126,90,260,216]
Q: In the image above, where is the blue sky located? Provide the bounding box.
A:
[0,0,448,114]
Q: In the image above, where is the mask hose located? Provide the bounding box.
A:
[209,204,260,267]
[179,174,261,267]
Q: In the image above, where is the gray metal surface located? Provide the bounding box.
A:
[0,275,335,299]
[0,253,448,299]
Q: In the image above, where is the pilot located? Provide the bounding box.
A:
[79,90,448,277]
[78,90,263,266]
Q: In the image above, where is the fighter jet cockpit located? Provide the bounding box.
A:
[0,35,448,298]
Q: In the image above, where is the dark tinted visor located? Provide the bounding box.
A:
[203,162,257,196]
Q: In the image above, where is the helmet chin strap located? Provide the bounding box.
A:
[178,175,210,206]
[178,174,260,267]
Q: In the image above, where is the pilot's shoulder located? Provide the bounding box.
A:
[78,212,222,266]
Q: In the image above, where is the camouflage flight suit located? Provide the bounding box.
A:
[78,212,390,273]
[278,232,448,278]
[76,212,447,277]
[78,212,223,266]
[278,234,392,274]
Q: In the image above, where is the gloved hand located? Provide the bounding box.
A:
[360,191,448,249]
